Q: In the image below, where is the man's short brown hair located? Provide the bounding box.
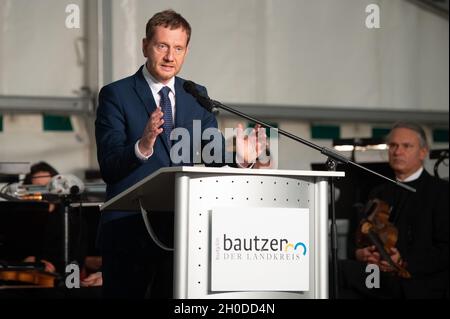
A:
[146,9,191,45]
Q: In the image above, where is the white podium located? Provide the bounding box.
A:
[101,166,344,299]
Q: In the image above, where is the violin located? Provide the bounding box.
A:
[356,198,411,279]
[0,262,58,288]
[0,269,57,287]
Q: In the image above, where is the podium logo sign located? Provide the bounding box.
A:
[211,207,309,291]
[222,235,307,257]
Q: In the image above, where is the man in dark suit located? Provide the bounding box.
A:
[340,122,448,298]
[95,9,265,298]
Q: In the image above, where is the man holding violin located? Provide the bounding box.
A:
[340,122,449,298]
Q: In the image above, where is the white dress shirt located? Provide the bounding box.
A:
[397,166,424,182]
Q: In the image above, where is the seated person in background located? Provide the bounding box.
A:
[22,162,102,287]
[23,161,59,272]
[23,161,59,186]
[339,122,449,298]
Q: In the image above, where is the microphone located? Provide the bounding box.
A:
[183,80,218,114]
[48,174,85,195]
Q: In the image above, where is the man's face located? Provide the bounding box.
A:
[32,171,52,186]
[142,26,189,84]
[388,128,428,178]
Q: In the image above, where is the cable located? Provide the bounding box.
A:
[0,182,12,194]
[139,198,173,252]
[433,150,449,179]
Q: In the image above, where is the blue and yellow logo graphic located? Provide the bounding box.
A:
[284,242,307,255]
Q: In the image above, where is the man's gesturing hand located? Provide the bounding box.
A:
[236,123,267,167]
[138,107,164,156]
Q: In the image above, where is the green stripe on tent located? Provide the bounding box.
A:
[311,124,340,140]
[372,127,391,139]
[432,128,449,143]
[43,114,73,131]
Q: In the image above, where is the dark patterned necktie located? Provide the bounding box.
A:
[159,86,174,144]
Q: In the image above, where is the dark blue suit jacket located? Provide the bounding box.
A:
[95,66,224,223]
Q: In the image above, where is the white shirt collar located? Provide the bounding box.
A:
[142,64,175,96]
[397,166,424,182]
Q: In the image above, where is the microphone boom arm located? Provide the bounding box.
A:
[209,98,415,193]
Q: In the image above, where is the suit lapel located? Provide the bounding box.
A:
[133,65,171,154]
[133,65,156,115]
